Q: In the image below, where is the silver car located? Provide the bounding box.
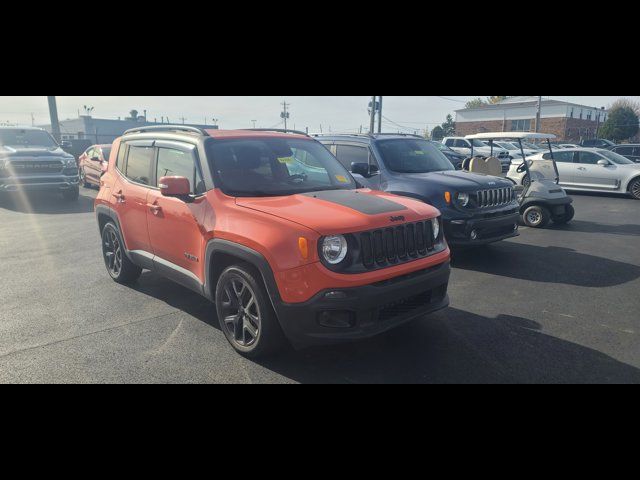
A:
[508,148,640,200]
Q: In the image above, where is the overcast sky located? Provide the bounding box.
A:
[1,96,638,133]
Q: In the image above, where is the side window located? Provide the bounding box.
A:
[335,145,369,170]
[444,139,454,147]
[549,151,575,163]
[116,144,127,170]
[156,148,203,194]
[86,147,95,158]
[578,151,604,165]
[125,145,155,185]
[615,146,633,156]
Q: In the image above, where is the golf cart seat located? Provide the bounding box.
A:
[468,156,502,176]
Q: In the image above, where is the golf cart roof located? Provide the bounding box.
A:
[465,132,557,140]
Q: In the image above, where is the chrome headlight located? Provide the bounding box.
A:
[456,192,470,207]
[431,218,440,241]
[321,235,348,265]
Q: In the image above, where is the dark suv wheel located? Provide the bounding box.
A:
[62,186,79,201]
[215,265,286,358]
[101,222,142,284]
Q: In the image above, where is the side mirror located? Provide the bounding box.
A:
[351,162,372,177]
[597,159,609,167]
[159,176,191,197]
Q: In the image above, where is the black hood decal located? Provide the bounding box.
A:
[302,190,408,215]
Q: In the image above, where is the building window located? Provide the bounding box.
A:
[511,119,532,132]
[587,111,593,121]
[579,110,583,120]
[570,108,574,118]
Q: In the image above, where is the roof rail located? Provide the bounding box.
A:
[242,128,310,137]
[313,132,424,139]
[123,125,210,136]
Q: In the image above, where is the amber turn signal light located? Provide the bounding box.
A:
[298,237,309,259]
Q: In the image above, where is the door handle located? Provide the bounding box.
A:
[112,191,125,203]
[578,167,587,171]
[147,204,162,215]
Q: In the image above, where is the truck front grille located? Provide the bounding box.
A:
[7,160,64,176]
[476,187,514,208]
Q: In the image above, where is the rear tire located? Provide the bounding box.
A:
[629,178,640,200]
[101,222,142,284]
[215,265,286,358]
[523,205,550,228]
[62,186,79,202]
[553,204,575,225]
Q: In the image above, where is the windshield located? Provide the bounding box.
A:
[599,150,635,165]
[521,141,543,150]
[433,142,453,152]
[377,139,454,174]
[0,129,57,148]
[470,139,488,148]
[206,137,357,197]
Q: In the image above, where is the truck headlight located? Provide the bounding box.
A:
[321,235,348,265]
[457,192,470,207]
[431,218,440,241]
[63,158,77,168]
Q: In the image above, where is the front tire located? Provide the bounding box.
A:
[629,178,640,200]
[553,204,575,225]
[62,186,79,202]
[215,265,286,358]
[523,205,550,228]
[101,222,142,284]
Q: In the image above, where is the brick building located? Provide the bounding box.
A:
[455,96,609,142]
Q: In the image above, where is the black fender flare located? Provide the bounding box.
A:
[204,239,282,310]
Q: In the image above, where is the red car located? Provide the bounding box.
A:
[79,144,111,188]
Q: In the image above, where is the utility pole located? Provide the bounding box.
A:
[369,96,377,134]
[281,101,290,132]
[378,96,383,133]
[535,96,542,133]
[47,96,61,143]
[252,120,257,129]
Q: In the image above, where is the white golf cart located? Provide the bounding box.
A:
[463,132,575,228]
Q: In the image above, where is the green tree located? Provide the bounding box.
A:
[431,125,445,140]
[441,114,456,136]
[487,96,511,104]
[599,102,639,142]
[465,98,486,109]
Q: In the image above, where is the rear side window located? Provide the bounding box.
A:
[614,146,633,156]
[335,145,370,170]
[116,144,128,169]
[125,146,155,185]
[544,151,575,163]
[156,148,204,194]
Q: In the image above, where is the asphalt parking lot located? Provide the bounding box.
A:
[1,188,639,384]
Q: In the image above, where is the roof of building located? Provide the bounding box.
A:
[456,96,607,113]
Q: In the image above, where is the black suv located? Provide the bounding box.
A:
[581,138,617,150]
[610,144,640,163]
[317,134,520,246]
[0,126,79,201]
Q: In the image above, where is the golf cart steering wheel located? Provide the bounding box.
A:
[517,162,528,174]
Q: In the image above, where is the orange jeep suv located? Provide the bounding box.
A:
[95,126,451,357]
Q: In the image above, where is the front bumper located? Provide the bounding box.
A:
[445,211,520,246]
[0,174,79,192]
[274,261,450,348]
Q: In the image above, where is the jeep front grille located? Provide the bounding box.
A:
[476,188,514,208]
[360,220,438,270]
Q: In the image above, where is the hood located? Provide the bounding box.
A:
[235,189,439,236]
[392,170,513,192]
[0,145,72,159]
